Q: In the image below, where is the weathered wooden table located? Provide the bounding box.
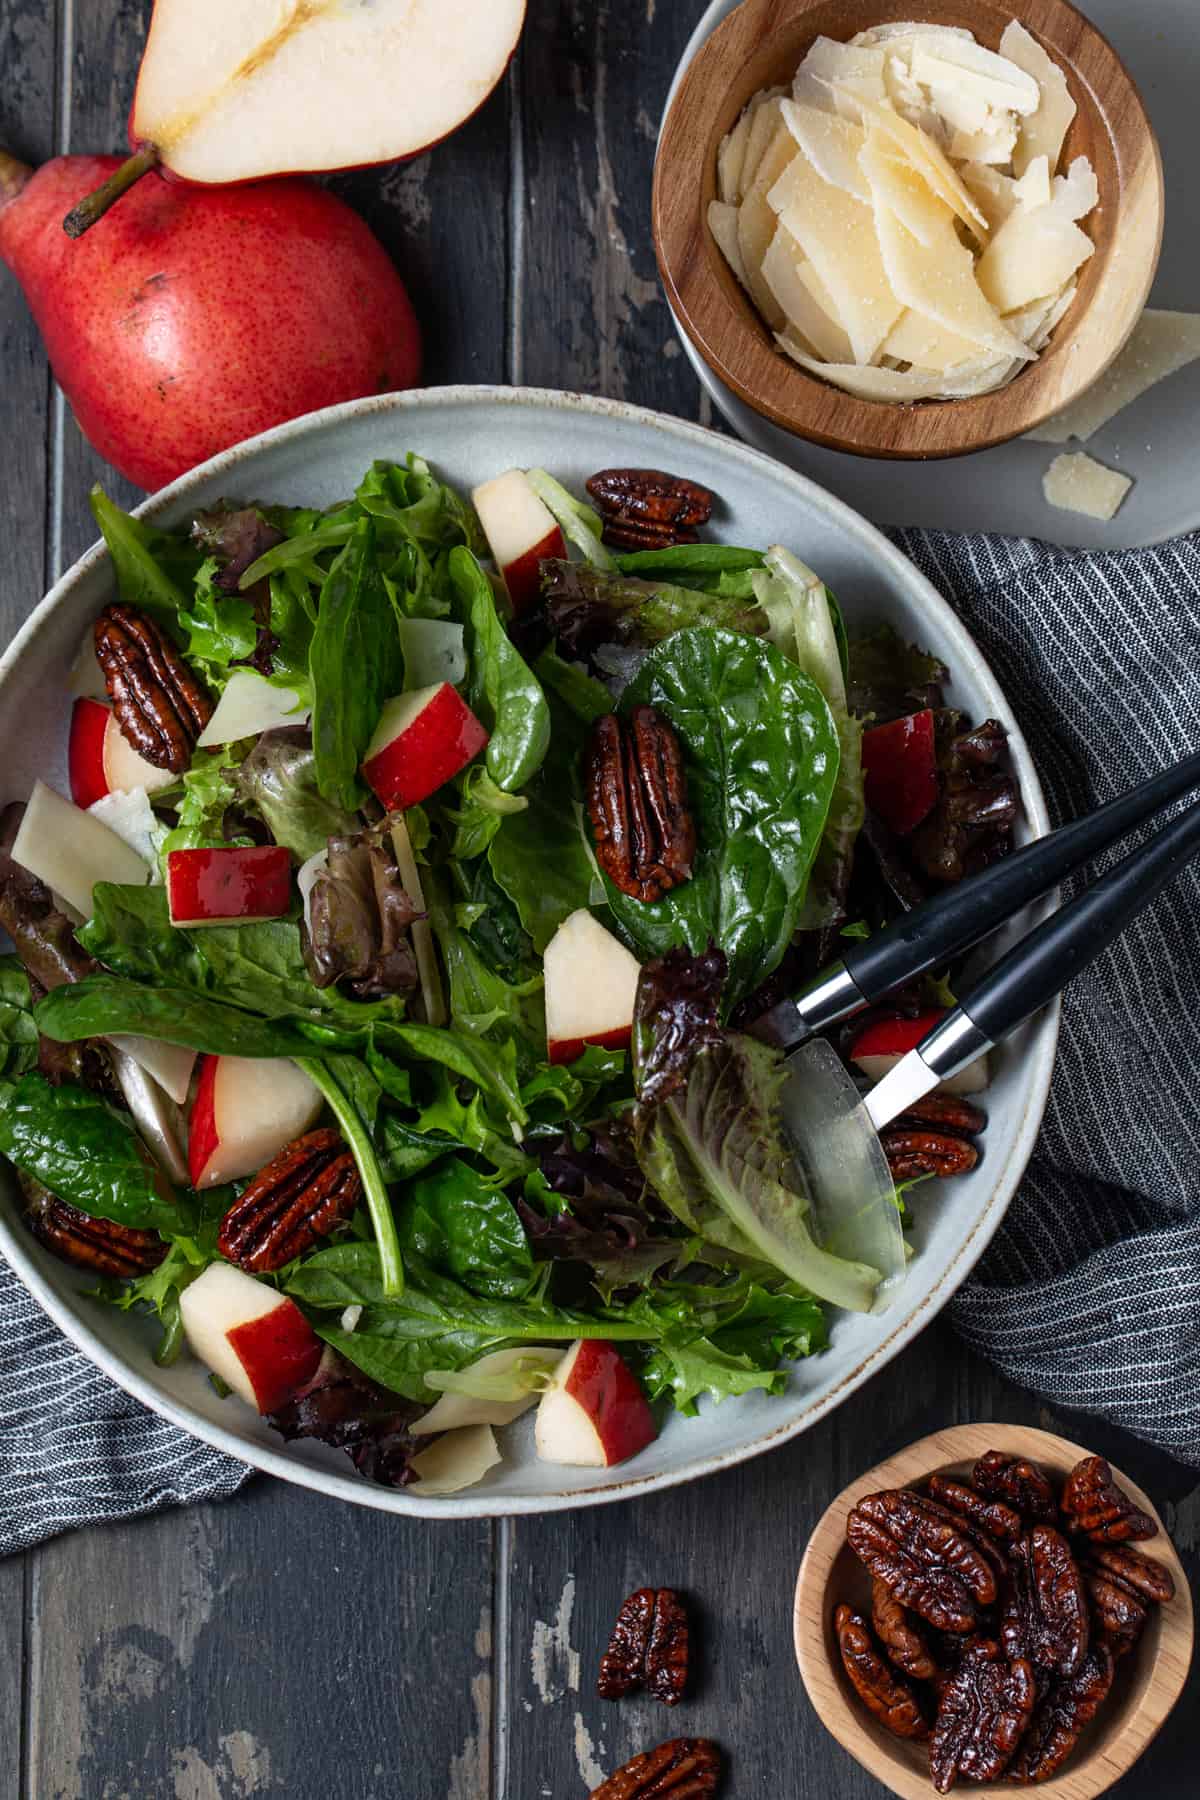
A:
[0,3,1196,1795]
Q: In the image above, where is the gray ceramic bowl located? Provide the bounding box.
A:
[0,387,1056,1516]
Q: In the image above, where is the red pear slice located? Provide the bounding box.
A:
[131,0,527,185]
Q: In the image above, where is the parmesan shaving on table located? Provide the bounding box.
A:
[709,17,1094,404]
[1028,310,1200,443]
[1042,451,1132,521]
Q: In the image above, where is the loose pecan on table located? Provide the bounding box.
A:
[1000,1526,1089,1679]
[585,707,696,904]
[928,1638,1036,1793]
[20,1171,165,1277]
[847,1490,997,1634]
[218,1129,362,1273]
[835,1604,931,1739]
[1007,1643,1115,1784]
[598,1587,690,1705]
[971,1450,1059,1526]
[586,469,714,552]
[1061,1455,1157,1544]
[925,1475,1023,1548]
[94,602,213,773]
[588,1737,720,1798]
[871,1578,940,1683]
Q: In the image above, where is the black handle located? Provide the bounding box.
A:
[956,799,1200,1046]
[843,749,1200,1003]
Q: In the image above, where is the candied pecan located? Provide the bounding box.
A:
[926,1475,1022,1547]
[217,1129,361,1273]
[1061,1455,1156,1544]
[894,1093,987,1135]
[929,1639,1036,1792]
[94,603,212,772]
[585,707,696,903]
[871,1579,939,1682]
[586,469,714,551]
[1008,1644,1114,1784]
[20,1172,165,1278]
[598,1588,689,1705]
[834,1605,930,1740]
[972,1450,1059,1525]
[1084,1542,1174,1606]
[1001,1527,1089,1678]
[1083,1567,1148,1657]
[588,1737,720,1798]
[847,1491,996,1633]
[881,1129,978,1183]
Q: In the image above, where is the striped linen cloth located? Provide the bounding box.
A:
[1,526,1197,1553]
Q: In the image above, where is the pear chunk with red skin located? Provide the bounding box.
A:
[849,1010,990,1096]
[471,469,566,613]
[179,1262,321,1413]
[166,845,291,927]
[361,684,489,813]
[188,1054,323,1189]
[69,697,176,809]
[544,909,641,1066]
[130,0,527,185]
[535,1340,657,1468]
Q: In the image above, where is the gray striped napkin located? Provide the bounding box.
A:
[1,525,1197,1554]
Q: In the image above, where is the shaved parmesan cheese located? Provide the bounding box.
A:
[769,150,902,363]
[853,23,973,48]
[1013,153,1051,209]
[740,97,787,196]
[911,41,1039,115]
[408,1424,502,1496]
[950,117,1018,165]
[1030,282,1078,351]
[873,200,1029,360]
[780,99,869,200]
[860,131,952,249]
[858,98,988,237]
[1001,19,1077,178]
[976,194,1094,314]
[882,309,980,372]
[708,200,749,288]
[960,162,1022,228]
[738,126,799,327]
[762,231,855,363]
[1029,309,1200,442]
[1042,452,1132,520]
[717,110,752,205]
[1054,156,1099,221]
[777,336,1013,400]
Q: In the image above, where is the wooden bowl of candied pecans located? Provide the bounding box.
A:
[793,1424,1192,1798]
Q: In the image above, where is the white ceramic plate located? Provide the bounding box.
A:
[665,0,1200,551]
[0,387,1056,1516]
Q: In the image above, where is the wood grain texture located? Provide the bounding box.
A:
[654,0,1164,457]
[796,1423,1193,1799]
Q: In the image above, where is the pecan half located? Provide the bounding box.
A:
[929,1639,1036,1792]
[94,602,213,773]
[585,707,696,903]
[598,1588,689,1705]
[586,469,714,551]
[1084,1542,1174,1606]
[588,1737,720,1798]
[972,1450,1059,1525]
[1008,1644,1114,1784]
[218,1129,361,1273]
[1061,1455,1156,1544]
[881,1128,979,1182]
[894,1093,987,1135]
[926,1475,1023,1548]
[835,1604,930,1740]
[847,1491,996,1633]
[21,1172,165,1277]
[1001,1527,1089,1679]
[1083,1566,1148,1657]
[870,1580,939,1683]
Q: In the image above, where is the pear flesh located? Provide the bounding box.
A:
[132,0,527,184]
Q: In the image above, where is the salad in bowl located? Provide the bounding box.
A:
[0,449,1019,1498]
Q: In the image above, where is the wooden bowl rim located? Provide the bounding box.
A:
[653,0,1165,460]
[793,1423,1194,1798]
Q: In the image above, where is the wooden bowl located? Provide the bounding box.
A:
[793,1424,1193,1797]
[654,0,1164,458]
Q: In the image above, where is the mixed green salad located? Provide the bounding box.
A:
[0,454,1017,1494]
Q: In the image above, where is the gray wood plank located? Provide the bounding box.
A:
[26,1482,493,1799]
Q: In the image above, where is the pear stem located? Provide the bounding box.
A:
[62,145,160,239]
[0,150,32,210]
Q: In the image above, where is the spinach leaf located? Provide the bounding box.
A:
[296,1056,403,1297]
[0,1074,180,1233]
[445,765,530,862]
[426,876,545,1052]
[613,544,766,582]
[34,976,333,1058]
[374,1021,528,1127]
[90,488,202,637]
[450,546,550,793]
[80,884,207,986]
[604,627,840,1006]
[309,517,403,810]
[397,1159,534,1298]
[0,958,40,1079]
[487,741,599,953]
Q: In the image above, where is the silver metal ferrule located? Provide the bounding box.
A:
[746,960,867,1052]
[864,1007,995,1132]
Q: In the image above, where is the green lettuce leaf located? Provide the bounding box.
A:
[450,546,550,793]
[309,517,404,811]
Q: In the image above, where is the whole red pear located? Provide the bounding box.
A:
[0,152,422,491]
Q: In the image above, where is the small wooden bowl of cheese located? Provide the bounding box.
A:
[653,0,1163,458]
